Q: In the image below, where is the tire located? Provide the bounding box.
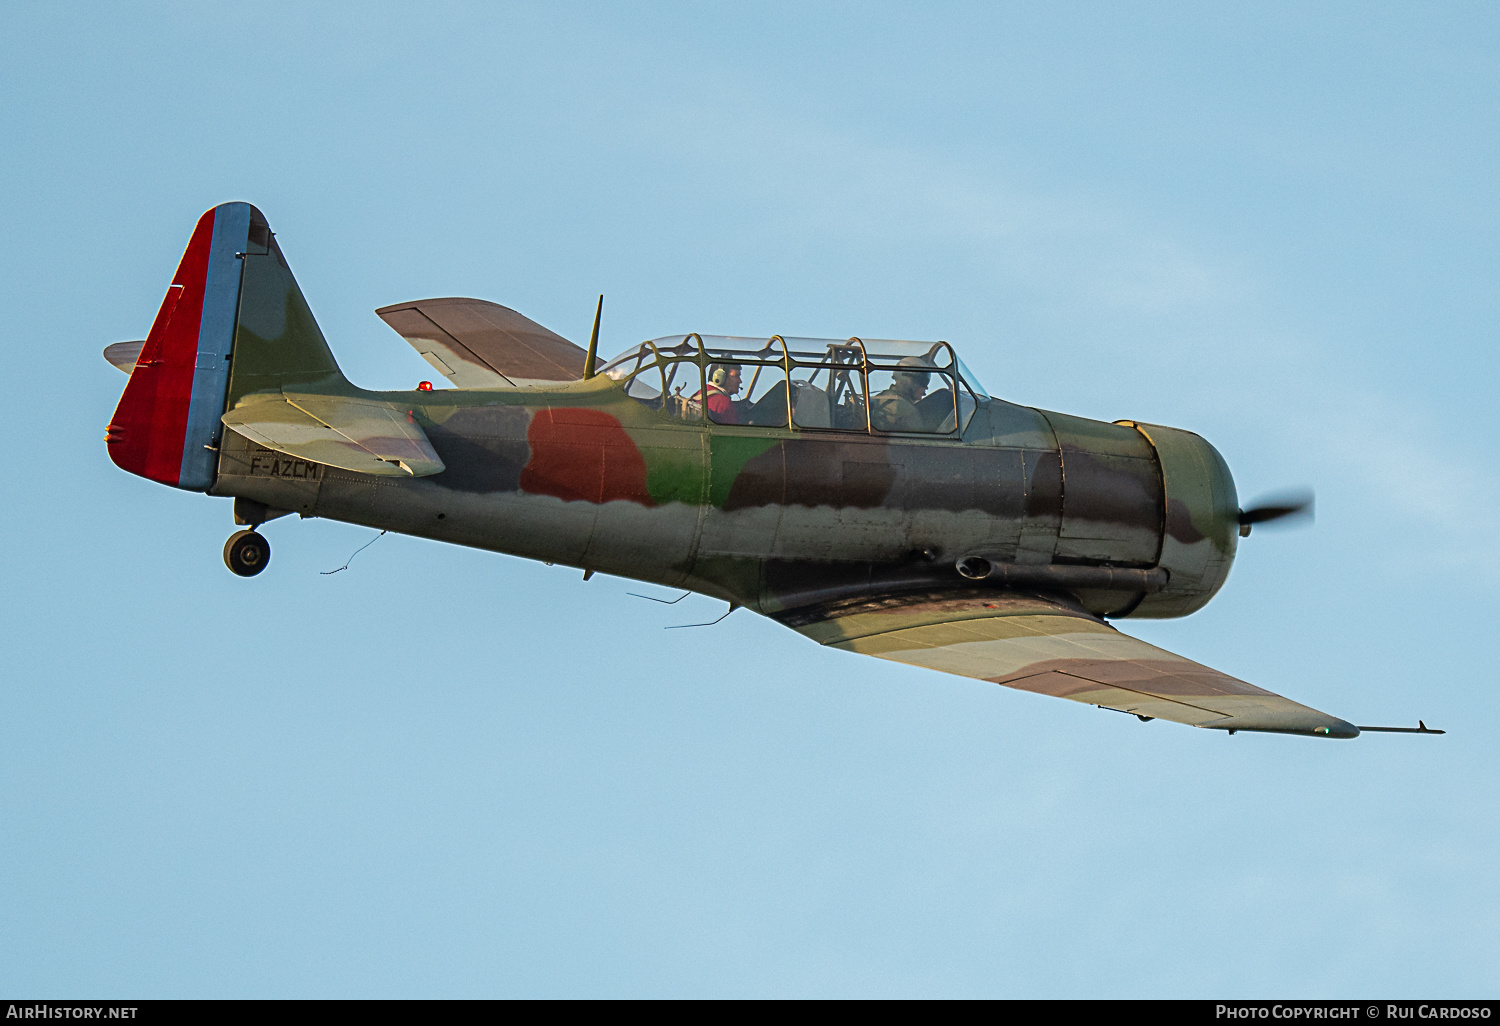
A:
[223,530,271,577]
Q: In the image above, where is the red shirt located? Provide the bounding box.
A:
[695,384,738,424]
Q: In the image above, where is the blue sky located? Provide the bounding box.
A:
[3,2,1497,997]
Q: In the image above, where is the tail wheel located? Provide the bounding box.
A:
[223,530,271,577]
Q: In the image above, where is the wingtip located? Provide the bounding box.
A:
[1314,720,1361,739]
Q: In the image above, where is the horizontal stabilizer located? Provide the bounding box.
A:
[222,393,445,477]
[104,340,145,374]
[375,297,586,388]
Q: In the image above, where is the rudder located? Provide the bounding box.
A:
[106,203,348,492]
[106,202,251,490]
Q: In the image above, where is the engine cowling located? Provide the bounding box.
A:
[1117,420,1240,618]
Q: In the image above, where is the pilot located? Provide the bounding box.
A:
[870,356,932,432]
[696,363,744,424]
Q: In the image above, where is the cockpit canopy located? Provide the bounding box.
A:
[599,335,989,435]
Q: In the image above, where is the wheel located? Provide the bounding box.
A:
[223,530,271,577]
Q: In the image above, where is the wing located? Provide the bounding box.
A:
[777,590,1358,738]
[221,392,445,477]
[375,297,586,388]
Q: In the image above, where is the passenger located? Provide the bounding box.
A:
[695,363,743,424]
[870,356,932,432]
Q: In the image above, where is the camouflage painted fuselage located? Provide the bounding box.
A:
[169,203,1235,619]
[105,202,1237,625]
[212,372,1239,621]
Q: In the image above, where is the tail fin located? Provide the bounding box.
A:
[107,203,347,491]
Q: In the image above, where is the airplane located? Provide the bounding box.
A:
[104,202,1441,741]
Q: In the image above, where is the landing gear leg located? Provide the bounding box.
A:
[224,529,271,577]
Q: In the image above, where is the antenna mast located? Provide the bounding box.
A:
[583,294,603,378]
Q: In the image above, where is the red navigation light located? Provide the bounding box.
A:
[417,380,433,391]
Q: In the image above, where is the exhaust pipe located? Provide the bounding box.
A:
[954,556,1169,593]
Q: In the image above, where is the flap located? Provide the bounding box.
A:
[375,297,586,388]
[222,393,445,477]
[779,591,1358,738]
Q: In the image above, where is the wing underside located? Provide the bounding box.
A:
[375,297,586,389]
[778,590,1358,737]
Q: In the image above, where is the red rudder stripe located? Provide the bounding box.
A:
[107,209,217,486]
[107,201,251,490]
